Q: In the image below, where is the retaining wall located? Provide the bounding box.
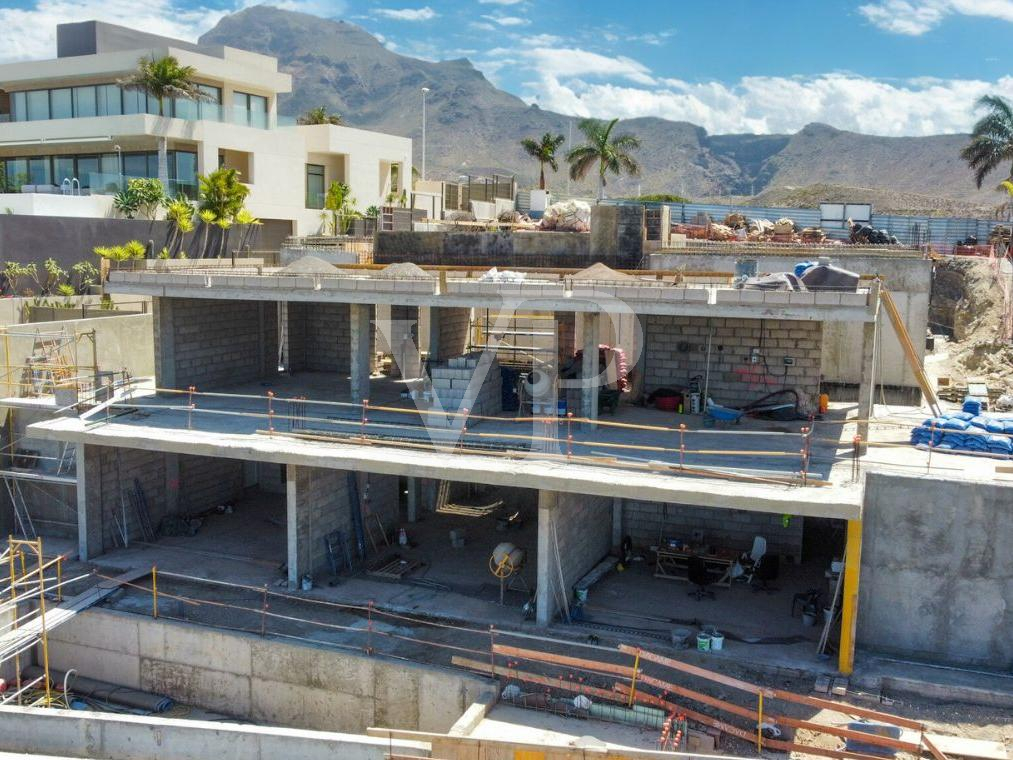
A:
[45,607,491,734]
[858,472,1013,669]
[375,230,593,267]
[554,493,613,591]
[643,314,822,407]
[0,706,429,760]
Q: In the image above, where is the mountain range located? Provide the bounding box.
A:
[199,7,1000,216]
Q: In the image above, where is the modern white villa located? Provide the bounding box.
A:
[0,21,412,235]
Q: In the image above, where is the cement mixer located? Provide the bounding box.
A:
[489,542,527,604]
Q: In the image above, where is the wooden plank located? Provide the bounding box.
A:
[491,644,634,678]
[923,734,1006,760]
[621,645,926,729]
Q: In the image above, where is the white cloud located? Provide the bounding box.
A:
[0,0,348,62]
[521,69,1013,136]
[523,47,655,86]
[374,6,437,21]
[859,0,1013,35]
[480,14,529,26]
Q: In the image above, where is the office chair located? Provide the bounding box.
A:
[687,556,716,601]
[752,554,780,594]
[738,535,767,584]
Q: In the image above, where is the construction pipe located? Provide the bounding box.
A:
[22,666,174,713]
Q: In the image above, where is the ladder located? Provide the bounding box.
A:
[3,476,37,539]
[18,332,74,396]
[56,442,76,476]
[880,287,942,417]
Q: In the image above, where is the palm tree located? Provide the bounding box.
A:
[298,106,342,126]
[961,95,1013,188]
[521,132,565,190]
[566,118,641,200]
[118,56,212,187]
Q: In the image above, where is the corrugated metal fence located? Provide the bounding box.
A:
[603,199,1004,247]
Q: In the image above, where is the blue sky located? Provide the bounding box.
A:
[2,0,1012,135]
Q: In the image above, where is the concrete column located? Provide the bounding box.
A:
[350,303,371,403]
[164,453,180,517]
[76,444,102,561]
[286,463,300,590]
[536,490,558,626]
[152,297,176,390]
[406,476,419,523]
[857,318,877,444]
[579,312,600,428]
[278,302,289,372]
[611,497,623,550]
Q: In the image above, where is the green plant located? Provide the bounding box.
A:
[93,240,147,261]
[233,207,262,254]
[2,261,36,294]
[297,106,342,125]
[163,195,195,257]
[31,257,68,295]
[962,96,1013,189]
[521,132,566,190]
[365,205,380,219]
[71,261,99,294]
[324,181,360,234]
[566,117,641,200]
[198,168,249,220]
[130,178,166,220]
[55,283,76,300]
[113,188,140,219]
[118,56,213,185]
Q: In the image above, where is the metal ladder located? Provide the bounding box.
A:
[3,476,36,539]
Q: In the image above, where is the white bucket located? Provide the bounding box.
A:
[710,632,724,651]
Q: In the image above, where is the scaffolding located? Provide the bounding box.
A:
[0,536,65,708]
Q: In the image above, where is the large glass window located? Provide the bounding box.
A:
[234,91,268,127]
[11,92,25,121]
[73,86,97,118]
[96,85,122,116]
[27,157,51,186]
[77,156,100,187]
[5,159,28,190]
[53,156,75,184]
[26,90,49,121]
[50,88,72,119]
[198,85,222,121]
[306,164,325,209]
[122,153,148,178]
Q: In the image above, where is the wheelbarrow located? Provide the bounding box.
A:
[705,399,744,425]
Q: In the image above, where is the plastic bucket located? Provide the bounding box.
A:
[710,632,724,651]
[696,633,711,652]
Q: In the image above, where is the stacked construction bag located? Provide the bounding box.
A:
[910,403,1013,457]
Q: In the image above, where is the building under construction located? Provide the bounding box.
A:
[1,214,1011,759]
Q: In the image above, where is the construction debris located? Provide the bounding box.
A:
[540,200,591,232]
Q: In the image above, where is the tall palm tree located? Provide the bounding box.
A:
[118,56,211,187]
[520,132,565,190]
[298,106,342,126]
[961,95,1013,188]
[566,118,641,200]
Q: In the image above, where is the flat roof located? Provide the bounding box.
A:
[106,265,876,322]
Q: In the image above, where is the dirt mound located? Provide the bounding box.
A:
[278,255,339,274]
[934,257,1013,387]
[376,262,433,279]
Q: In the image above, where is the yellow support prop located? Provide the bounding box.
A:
[627,648,641,707]
[838,519,863,675]
[152,565,158,619]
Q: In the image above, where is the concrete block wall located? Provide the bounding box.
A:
[859,472,1013,668]
[154,297,278,390]
[86,445,167,551]
[621,500,804,559]
[293,467,399,577]
[643,315,822,407]
[431,306,471,361]
[375,304,421,378]
[177,455,244,511]
[590,204,644,268]
[46,607,491,735]
[553,493,613,591]
[429,353,502,416]
[288,302,376,374]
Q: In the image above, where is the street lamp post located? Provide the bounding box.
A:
[421,87,430,181]
[114,144,123,190]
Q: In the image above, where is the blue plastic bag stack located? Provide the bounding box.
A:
[910,410,1013,457]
